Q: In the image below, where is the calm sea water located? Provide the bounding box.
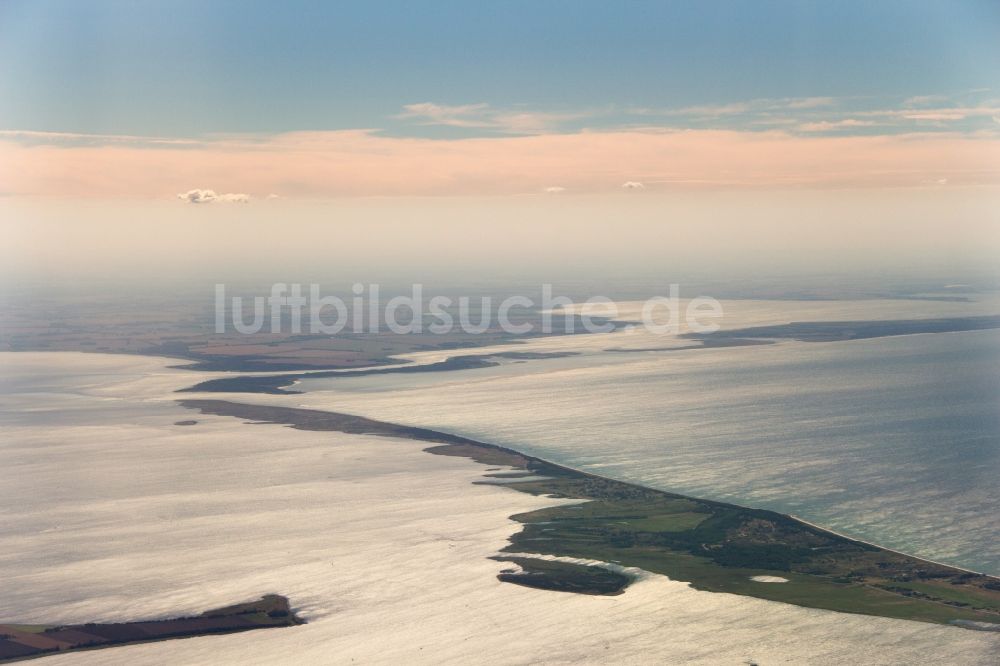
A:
[298,327,1000,575]
[3,352,997,663]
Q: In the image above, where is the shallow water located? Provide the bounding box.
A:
[296,300,1000,575]
[1,351,998,664]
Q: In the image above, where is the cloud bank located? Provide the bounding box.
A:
[2,127,998,199]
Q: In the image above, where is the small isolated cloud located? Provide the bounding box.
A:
[398,102,588,134]
[657,96,835,119]
[903,95,949,108]
[397,102,493,129]
[671,102,750,117]
[783,96,836,110]
[903,112,966,121]
[621,181,645,190]
[177,189,217,203]
[921,177,949,186]
[797,119,876,132]
[265,193,281,200]
[0,129,202,148]
[177,189,249,204]
[544,186,566,194]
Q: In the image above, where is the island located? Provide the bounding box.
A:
[0,595,303,663]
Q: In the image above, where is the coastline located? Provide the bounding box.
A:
[0,596,303,663]
[3,351,1000,664]
[787,514,991,578]
[179,398,1000,629]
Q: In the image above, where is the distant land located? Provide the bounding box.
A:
[179,351,580,395]
[683,314,1000,344]
[0,292,617,372]
[179,315,1000,396]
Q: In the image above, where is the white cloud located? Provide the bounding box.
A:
[653,96,836,119]
[782,97,836,110]
[397,103,493,129]
[489,111,580,134]
[0,129,200,147]
[668,102,750,117]
[398,102,588,134]
[389,96,998,141]
[621,181,645,190]
[177,189,249,204]
[544,186,566,194]
[861,106,999,122]
[177,189,216,204]
[903,95,949,107]
[797,119,876,132]
[902,112,966,121]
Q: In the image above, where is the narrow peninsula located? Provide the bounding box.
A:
[179,399,1000,629]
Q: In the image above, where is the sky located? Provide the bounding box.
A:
[0,1,998,286]
[2,1,999,137]
[1,1,999,198]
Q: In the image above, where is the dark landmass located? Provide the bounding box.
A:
[179,399,514,448]
[174,420,198,426]
[173,314,1000,389]
[0,595,302,663]
[895,295,973,303]
[180,399,1000,628]
[605,339,774,353]
[683,314,1000,344]
[484,351,583,360]
[178,351,579,395]
[156,319,618,372]
[493,556,630,595]
[0,290,618,372]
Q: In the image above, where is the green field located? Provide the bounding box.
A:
[496,474,1000,626]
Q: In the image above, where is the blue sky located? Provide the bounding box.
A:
[1,1,999,137]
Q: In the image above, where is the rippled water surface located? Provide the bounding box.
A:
[298,317,1000,574]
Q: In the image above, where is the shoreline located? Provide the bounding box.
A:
[0,596,303,663]
[179,398,1000,629]
[2,349,998,663]
[787,514,990,578]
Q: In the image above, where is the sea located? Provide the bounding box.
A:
[295,297,1000,575]
[1,296,998,663]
